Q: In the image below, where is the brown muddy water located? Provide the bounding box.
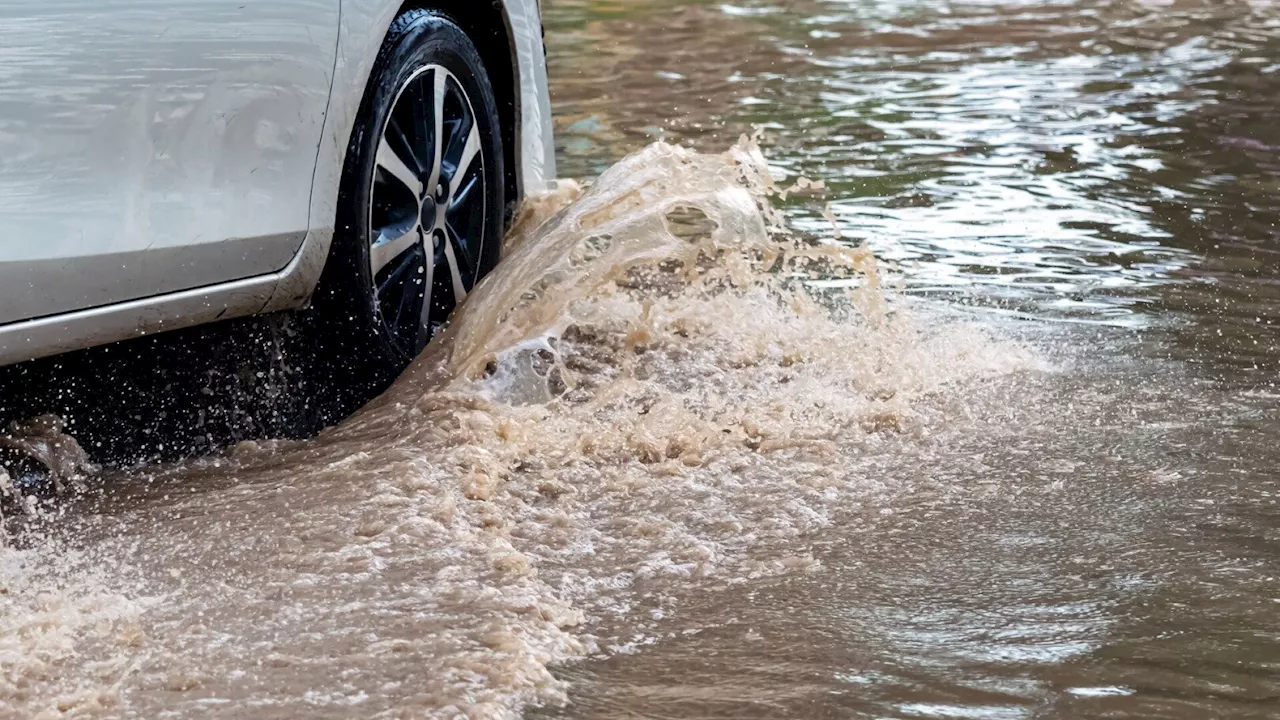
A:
[5,0,1280,717]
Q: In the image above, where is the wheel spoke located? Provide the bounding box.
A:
[426,70,447,194]
[376,242,426,337]
[376,250,419,297]
[441,226,470,301]
[386,116,420,173]
[371,224,422,275]
[418,232,438,342]
[447,220,480,283]
[376,138,422,197]
[449,173,480,212]
[408,75,434,171]
[449,123,482,203]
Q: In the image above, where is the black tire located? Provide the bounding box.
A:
[308,10,505,417]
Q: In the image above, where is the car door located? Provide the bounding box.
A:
[0,0,340,325]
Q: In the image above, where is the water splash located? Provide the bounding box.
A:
[0,141,1037,718]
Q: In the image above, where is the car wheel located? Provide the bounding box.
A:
[309,10,505,415]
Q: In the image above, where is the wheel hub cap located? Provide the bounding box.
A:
[418,196,438,230]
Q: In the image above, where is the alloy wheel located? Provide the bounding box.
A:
[368,64,487,356]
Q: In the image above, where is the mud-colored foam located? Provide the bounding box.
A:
[0,141,1036,718]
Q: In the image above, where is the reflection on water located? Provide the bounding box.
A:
[550,0,1280,356]
[540,0,1280,718]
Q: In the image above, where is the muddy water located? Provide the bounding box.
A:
[4,0,1280,718]
[538,0,1280,717]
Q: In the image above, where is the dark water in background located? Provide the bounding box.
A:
[548,0,1280,361]
[537,1,1280,718]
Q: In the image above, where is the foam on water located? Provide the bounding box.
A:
[0,141,1039,718]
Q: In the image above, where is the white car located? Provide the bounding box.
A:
[0,1,555,387]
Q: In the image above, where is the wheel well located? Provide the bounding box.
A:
[398,0,521,227]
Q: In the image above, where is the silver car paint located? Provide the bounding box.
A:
[0,0,556,367]
[0,0,341,324]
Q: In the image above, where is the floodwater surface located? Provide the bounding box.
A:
[4,0,1280,718]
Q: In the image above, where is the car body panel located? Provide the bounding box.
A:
[0,0,341,325]
[0,0,557,367]
[506,0,557,198]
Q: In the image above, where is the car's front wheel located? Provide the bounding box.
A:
[310,10,505,414]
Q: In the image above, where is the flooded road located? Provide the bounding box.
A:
[5,0,1280,717]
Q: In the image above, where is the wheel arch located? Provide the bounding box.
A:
[398,0,522,224]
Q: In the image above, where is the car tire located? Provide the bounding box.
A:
[308,10,505,419]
